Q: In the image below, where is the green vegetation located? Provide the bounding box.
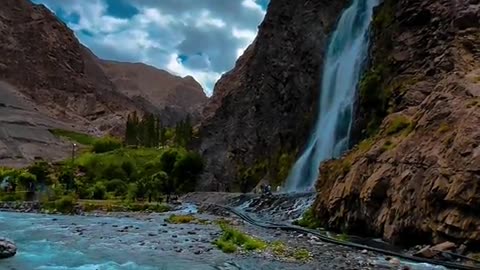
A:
[380,139,396,152]
[334,232,350,242]
[293,248,312,261]
[92,137,122,153]
[269,241,312,262]
[235,150,296,193]
[384,115,414,136]
[50,129,97,145]
[437,122,451,134]
[1,113,204,213]
[81,200,171,212]
[292,208,322,229]
[165,214,197,224]
[271,241,288,256]
[125,112,193,148]
[214,224,267,253]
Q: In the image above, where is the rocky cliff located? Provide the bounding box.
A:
[197,0,349,191]
[313,0,480,247]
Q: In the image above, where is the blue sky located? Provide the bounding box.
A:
[31,0,270,95]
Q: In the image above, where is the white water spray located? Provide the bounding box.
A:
[286,0,379,191]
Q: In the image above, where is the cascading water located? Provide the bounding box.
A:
[286,0,379,192]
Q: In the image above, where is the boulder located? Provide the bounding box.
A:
[0,238,17,259]
[414,241,456,258]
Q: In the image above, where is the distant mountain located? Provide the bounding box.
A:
[99,60,207,116]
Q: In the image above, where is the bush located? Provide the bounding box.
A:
[17,171,37,190]
[293,209,322,229]
[214,239,237,253]
[104,179,128,197]
[173,151,203,193]
[214,224,266,253]
[89,182,107,200]
[28,161,51,185]
[93,136,122,153]
[54,195,77,213]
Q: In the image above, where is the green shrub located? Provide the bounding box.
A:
[214,239,237,253]
[172,151,203,193]
[385,116,413,135]
[92,136,122,153]
[89,182,107,200]
[104,179,128,197]
[214,224,267,253]
[293,209,322,229]
[293,248,312,261]
[17,171,37,190]
[28,161,51,185]
[54,195,77,213]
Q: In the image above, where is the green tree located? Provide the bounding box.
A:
[27,161,50,185]
[173,151,203,193]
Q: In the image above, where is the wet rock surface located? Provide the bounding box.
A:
[0,238,16,259]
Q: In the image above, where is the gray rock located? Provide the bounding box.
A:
[0,238,17,259]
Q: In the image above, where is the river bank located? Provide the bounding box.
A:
[2,192,464,269]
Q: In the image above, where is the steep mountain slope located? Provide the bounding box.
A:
[313,0,480,247]
[99,60,207,119]
[197,0,349,191]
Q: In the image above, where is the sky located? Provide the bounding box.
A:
[31,0,270,96]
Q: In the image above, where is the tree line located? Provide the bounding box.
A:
[124,112,194,148]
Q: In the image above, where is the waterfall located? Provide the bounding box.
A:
[285,0,379,192]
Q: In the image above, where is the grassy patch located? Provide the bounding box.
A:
[50,129,97,145]
[380,139,396,152]
[214,224,267,253]
[293,248,312,261]
[166,214,197,224]
[437,122,451,134]
[334,232,350,242]
[292,209,322,229]
[385,115,414,135]
[268,241,312,262]
[215,238,238,253]
[79,200,171,213]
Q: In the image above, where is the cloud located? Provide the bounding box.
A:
[31,0,269,96]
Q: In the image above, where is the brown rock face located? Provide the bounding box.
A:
[99,60,207,122]
[313,0,480,247]
[198,0,349,191]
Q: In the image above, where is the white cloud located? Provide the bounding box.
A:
[33,0,268,96]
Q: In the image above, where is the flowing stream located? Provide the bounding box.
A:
[286,0,379,191]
